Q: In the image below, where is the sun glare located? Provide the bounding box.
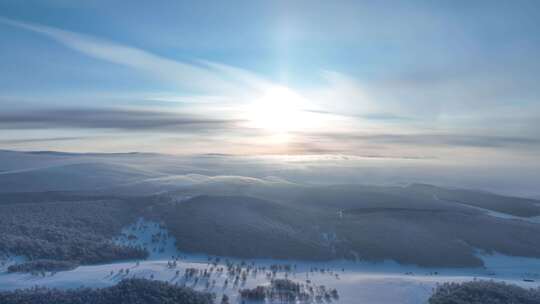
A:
[242,86,319,135]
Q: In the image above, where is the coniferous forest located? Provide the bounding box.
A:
[0,278,214,304]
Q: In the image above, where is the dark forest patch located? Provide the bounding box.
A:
[0,278,214,304]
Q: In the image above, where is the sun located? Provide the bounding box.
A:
[242,86,317,134]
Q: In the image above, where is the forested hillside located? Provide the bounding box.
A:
[429,280,540,304]
[0,194,148,264]
[0,278,214,304]
[148,192,540,267]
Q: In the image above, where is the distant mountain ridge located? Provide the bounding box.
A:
[0,162,163,192]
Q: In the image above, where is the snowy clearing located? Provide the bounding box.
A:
[1,218,539,303]
[0,255,538,304]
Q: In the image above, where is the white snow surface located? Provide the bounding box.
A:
[1,219,539,304]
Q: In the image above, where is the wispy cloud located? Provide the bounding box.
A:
[0,17,269,97]
[0,17,404,118]
[0,136,85,144]
[306,132,540,149]
[0,108,241,133]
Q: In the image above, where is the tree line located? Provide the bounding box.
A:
[0,278,215,304]
[429,280,540,304]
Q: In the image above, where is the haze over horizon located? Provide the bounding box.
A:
[1,1,539,195]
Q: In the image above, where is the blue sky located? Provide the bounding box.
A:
[0,0,539,168]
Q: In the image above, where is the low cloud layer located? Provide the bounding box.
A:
[0,108,240,133]
[310,133,540,149]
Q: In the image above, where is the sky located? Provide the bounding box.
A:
[0,0,539,170]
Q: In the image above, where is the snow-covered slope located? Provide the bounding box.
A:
[114,218,179,260]
[0,162,162,192]
[104,174,298,196]
[454,202,540,224]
